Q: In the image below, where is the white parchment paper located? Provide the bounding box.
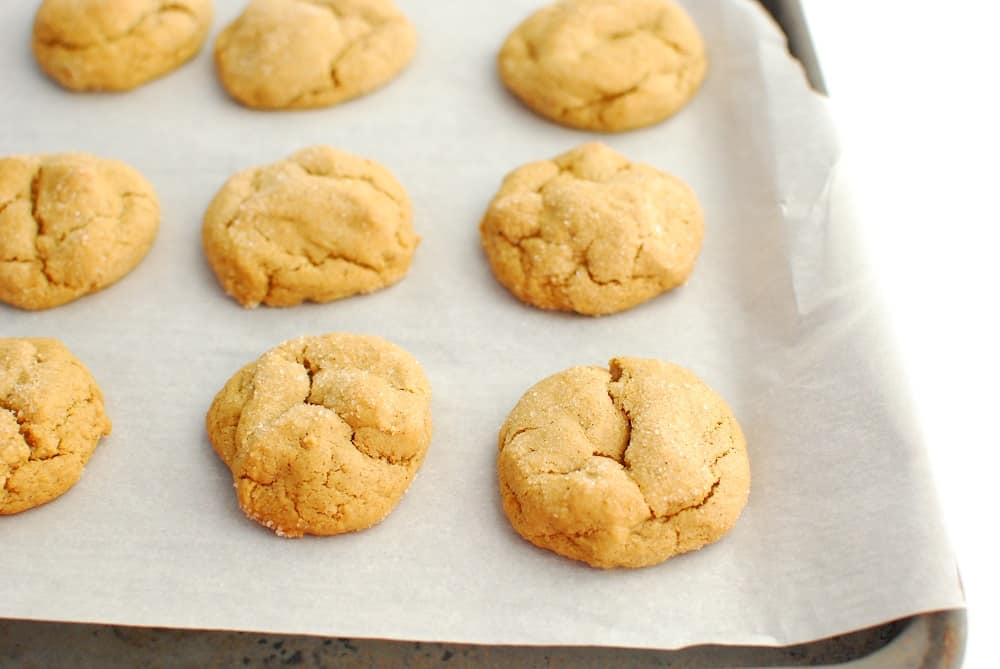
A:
[0,0,964,649]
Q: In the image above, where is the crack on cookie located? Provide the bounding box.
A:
[339,175,405,209]
[36,395,87,462]
[25,162,100,290]
[0,182,37,264]
[28,169,86,290]
[533,163,571,194]
[605,368,664,518]
[279,0,397,108]
[348,429,415,467]
[292,158,406,210]
[297,245,380,274]
[606,387,631,470]
[0,196,21,218]
[0,402,36,459]
[28,166,47,275]
[560,73,652,119]
[590,452,622,467]
[556,153,632,183]
[301,354,319,399]
[295,347,418,467]
[501,479,523,517]
[605,363,730,526]
[531,527,599,544]
[245,215,382,304]
[671,474,723,518]
[579,241,625,288]
[503,424,544,447]
[36,1,199,52]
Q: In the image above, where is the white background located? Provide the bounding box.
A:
[803,2,999,666]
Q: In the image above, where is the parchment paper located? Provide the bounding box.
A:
[0,0,964,649]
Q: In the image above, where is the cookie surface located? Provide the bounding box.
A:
[0,153,160,310]
[215,0,417,110]
[498,357,749,568]
[32,0,213,92]
[206,333,432,538]
[202,146,417,308]
[1,338,112,515]
[480,142,703,316]
[498,0,706,132]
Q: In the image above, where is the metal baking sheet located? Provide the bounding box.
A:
[0,611,967,668]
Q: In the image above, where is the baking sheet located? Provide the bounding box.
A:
[0,0,963,649]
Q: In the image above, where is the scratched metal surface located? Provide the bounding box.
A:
[0,612,968,668]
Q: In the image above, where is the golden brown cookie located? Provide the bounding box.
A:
[214,0,417,110]
[32,0,214,92]
[206,333,433,538]
[202,146,417,308]
[1,338,112,515]
[498,357,749,569]
[479,142,703,316]
[498,0,707,132]
[0,153,160,310]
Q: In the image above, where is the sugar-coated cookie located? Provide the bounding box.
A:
[480,142,703,316]
[32,0,213,91]
[215,0,416,110]
[0,153,160,310]
[202,146,417,308]
[498,357,749,568]
[206,333,432,538]
[1,338,112,515]
[499,0,706,132]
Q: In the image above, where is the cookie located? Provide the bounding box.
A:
[498,0,707,132]
[498,357,749,568]
[1,338,112,515]
[32,0,214,92]
[0,153,160,310]
[206,333,432,538]
[214,0,417,110]
[202,146,417,308]
[479,142,703,316]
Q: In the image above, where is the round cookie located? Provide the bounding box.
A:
[202,146,417,308]
[32,0,214,92]
[498,0,707,132]
[206,333,433,538]
[214,0,417,110]
[0,153,160,310]
[479,142,703,316]
[1,338,112,515]
[498,357,749,569]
